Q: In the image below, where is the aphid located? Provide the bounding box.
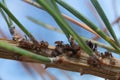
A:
[18,40,33,49]
[87,55,101,68]
[64,44,79,57]
[100,51,113,59]
[69,37,80,50]
[69,37,75,47]
[11,28,24,42]
[51,51,58,57]
[9,26,15,35]
[66,38,81,57]
[63,44,74,57]
[40,41,49,48]
[104,51,113,58]
[64,44,76,53]
[51,50,62,57]
[76,50,81,58]
[64,44,71,49]
[100,52,104,58]
[31,41,48,52]
[56,47,63,55]
[55,41,63,47]
[51,41,64,57]
[52,39,81,57]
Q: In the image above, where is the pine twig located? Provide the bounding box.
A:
[0,39,120,79]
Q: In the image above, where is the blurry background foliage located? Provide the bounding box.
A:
[0,0,120,80]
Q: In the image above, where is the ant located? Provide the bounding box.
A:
[86,40,97,52]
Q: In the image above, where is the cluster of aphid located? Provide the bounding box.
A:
[11,26,115,68]
[51,38,81,57]
[52,39,115,68]
[18,39,49,53]
[16,35,115,68]
[86,41,100,67]
[86,41,115,68]
[52,39,113,57]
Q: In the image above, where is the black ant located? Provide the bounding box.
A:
[86,40,97,52]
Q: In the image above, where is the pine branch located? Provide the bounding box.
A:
[0,39,120,80]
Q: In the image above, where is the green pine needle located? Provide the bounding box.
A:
[27,16,63,34]
[36,0,94,56]
[90,0,119,47]
[55,0,120,53]
[0,40,51,63]
[0,2,35,40]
